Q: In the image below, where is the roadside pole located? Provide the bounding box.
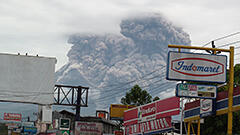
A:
[227,46,234,135]
[180,98,183,135]
[178,47,183,135]
[197,119,200,135]
[187,122,191,135]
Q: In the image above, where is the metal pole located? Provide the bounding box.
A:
[180,98,183,135]
[76,86,82,121]
[187,122,191,135]
[197,119,200,135]
[227,46,234,135]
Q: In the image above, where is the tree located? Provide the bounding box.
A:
[153,96,160,101]
[121,85,152,106]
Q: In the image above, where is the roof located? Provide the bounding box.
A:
[58,110,116,126]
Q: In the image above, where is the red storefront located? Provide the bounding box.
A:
[123,97,180,135]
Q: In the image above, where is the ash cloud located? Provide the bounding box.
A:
[56,13,191,115]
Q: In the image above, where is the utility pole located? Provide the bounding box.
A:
[76,86,82,121]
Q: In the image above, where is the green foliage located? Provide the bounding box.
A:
[153,96,160,101]
[121,85,152,106]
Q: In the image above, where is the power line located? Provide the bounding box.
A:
[88,80,176,106]
[217,40,240,48]
[93,76,175,104]
[91,65,166,91]
[92,75,169,103]
[89,66,167,95]
[203,32,240,47]
[236,46,240,49]
[93,75,167,102]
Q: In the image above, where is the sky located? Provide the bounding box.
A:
[1,0,240,70]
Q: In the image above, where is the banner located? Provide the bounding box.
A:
[124,97,179,135]
[125,117,172,135]
[124,97,179,126]
[4,113,21,122]
[75,121,103,135]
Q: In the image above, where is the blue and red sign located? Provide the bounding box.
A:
[167,52,227,83]
[184,86,240,122]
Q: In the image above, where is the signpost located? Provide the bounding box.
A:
[167,45,234,135]
[176,83,217,99]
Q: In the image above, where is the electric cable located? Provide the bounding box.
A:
[217,41,240,48]
[202,32,240,47]
[92,75,167,102]
[90,65,166,91]
[89,66,167,95]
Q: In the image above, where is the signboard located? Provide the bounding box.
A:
[23,126,37,134]
[39,105,52,124]
[75,121,103,135]
[167,51,227,83]
[59,118,70,130]
[110,104,135,120]
[184,86,240,122]
[124,97,179,126]
[4,113,22,122]
[200,99,215,117]
[138,102,156,122]
[176,83,217,99]
[124,97,179,135]
[125,117,172,135]
[0,53,56,104]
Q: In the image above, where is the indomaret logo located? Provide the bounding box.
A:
[171,57,224,77]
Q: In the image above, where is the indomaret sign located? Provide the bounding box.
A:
[167,51,227,83]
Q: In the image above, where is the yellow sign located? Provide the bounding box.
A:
[110,104,135,120]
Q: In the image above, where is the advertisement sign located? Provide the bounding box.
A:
[59,118,70,130]
[0,53,56,104]
[176,83,217,99]
[125,117,172,135]
[4,113,22,122]
[124,97,179,126]
[138,102,156,122]
[184,86,240,122]
[110,104,135,120]
[167,51,227,83]
[124,97,179,135]
[39,105,52,124]
[23,126,37,134]
[75,121,103,135]
[200,99,215,117]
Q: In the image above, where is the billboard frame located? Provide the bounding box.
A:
[166,51,227,83]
